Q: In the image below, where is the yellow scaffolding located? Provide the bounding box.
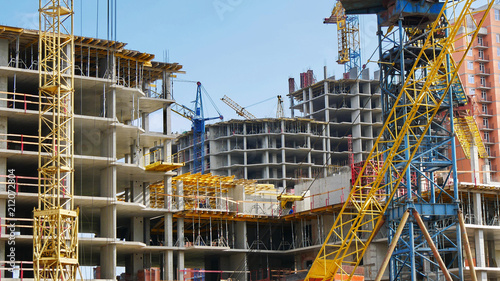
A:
[454,115,488,159]
[144,148,184,172]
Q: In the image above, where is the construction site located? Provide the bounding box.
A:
[1,1,500,281]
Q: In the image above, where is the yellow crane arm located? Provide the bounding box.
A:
[221,95,257,119]
[171,102,194,121]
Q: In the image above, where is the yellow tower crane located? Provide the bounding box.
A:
[324,1,361,72]
[34,1,80,281]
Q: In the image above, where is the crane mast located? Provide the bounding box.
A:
[171,82,222,174]
[324,1,361,73]
[34,1,80,281]
[306,1,494,281]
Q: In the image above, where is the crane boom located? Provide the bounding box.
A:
[306,0,493,280]
[221,95,257,119]
[172,102,194,121]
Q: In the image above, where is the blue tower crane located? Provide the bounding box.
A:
[171,82,223,174]
[304,1,494,281]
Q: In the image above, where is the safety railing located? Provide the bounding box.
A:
[143,148,183,166]
[0,174,39,193]
[0,90,51,113]
[0,261,34,280]
[0,133,39,153]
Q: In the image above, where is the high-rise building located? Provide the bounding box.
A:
[454,5,500,183]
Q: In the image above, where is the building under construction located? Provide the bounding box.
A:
[176,118,332,189]
[2,0,500,280]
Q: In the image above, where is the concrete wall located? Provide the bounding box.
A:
[294,169,351,212]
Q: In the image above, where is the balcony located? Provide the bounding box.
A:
[478,124,494,131]
[474,55,489,62]
[473,42,488,49]
[478,110,493,117]
[476,68,491,76]
[476,82,492,89]
[477,95,493,103]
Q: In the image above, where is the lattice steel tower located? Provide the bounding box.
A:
[305,1,493,281]
[33,1,79,281]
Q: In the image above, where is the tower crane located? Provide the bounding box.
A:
[172,82,223,174]
[305,1,493,281]
[34,1,80,281]
[324,1,361,73]
[221,95,257,119]
[276,95,284,118]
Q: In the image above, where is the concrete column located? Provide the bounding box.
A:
[0,39,8,66]
[326,124,331,165]
[131,216,144,243]
[229,253,247,281]
[227,139,231,175]
[106,88,116,119]
[100,166,117,198]
[1,40,8,155]
[0,158,6,191]
[163,140,172,164]
[177,251,185,281]
[308,88,313,116]
[130,140,137,164]
[131,181,143,203]
[142,112,149,132]
[324,81,329,120]
[163,71,172,135]
[143,181,150,207]
[164,211,174,280]
[322,124,328,177]
[235,221,247,249]
[101,245,117,279]
[165,175,172,210]
[243,124,248,179]
[290,96,295,118]
[281,121,286,188]
[132,253,144,279]
[0,117,6,150]
[164,251,174,281]
[483,164,491,184]
[177,181,184,211]
[471,145,487,280]
[302,90,307,115]
[177,217,184,246]
[100,205,117,279]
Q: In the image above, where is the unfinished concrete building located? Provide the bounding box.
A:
[176,118,335,189]
[0,25,185,281]
[288,68,383,164]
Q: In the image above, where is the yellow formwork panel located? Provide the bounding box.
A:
[145,161,185,172]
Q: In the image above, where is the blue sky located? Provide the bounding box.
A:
[0,0,380,133]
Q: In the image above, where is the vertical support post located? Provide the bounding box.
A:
[413,211,453,281]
